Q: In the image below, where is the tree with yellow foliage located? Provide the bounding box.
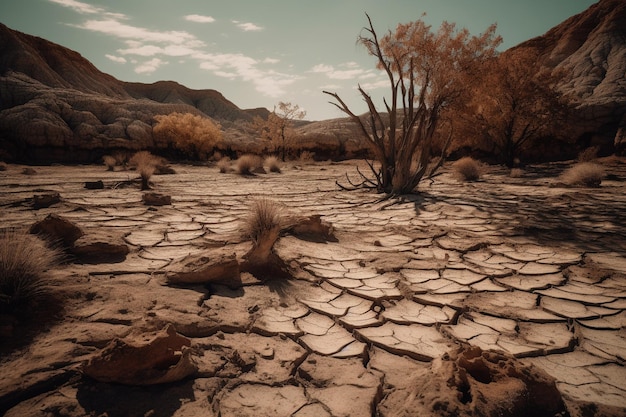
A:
[153,112,223,160]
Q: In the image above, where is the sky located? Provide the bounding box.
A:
[0,0,598,121]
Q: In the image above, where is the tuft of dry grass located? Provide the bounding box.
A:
[217,157,232,173]
[0,230,60,316]
[242,199,283,244]
[265,156,281,173]
[129,151,160,190]
[103,155,116,171]
[236,154,262,175]
[299,151,315,163]
[560,162,605,187]
[510,168,524,178]
[577,146,599,162]
[453,157,483,181]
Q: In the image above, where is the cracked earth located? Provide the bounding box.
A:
[1,158,625,416]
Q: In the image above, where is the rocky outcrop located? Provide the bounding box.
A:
[0,23,269,163]
[510,0,626,153]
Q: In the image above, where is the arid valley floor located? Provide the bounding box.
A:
[1,158,625,417]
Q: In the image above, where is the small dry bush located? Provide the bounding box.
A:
[453,157,483,181]
[153,112,223,160]
[236,154,263,175]
[129,151,160,190]
[103,155,116,171]
[560,162,605,187]
[510,168,524,178]
[299,151,315,163]
[217,157,232,173]
[577,146,599,162]
[265,156,281,173]
[0,230,59,316]
[243,199,283,244]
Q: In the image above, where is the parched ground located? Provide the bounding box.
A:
[0,158,625,417]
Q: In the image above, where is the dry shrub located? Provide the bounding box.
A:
[103,155,116,171]
[217,157,232,173]
[153,112,223,160]
[265,156,281,173]
[236,154,262,175]
[510,168,524,178]
[129,151,160,190]
[299,151,315,163]
[0,230,60,316]
[560,162,605,187]
[453,157,483,181]
[577,146,599,162]
[242,199,283,244]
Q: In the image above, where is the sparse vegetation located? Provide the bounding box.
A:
[253,102,306,162]
[299,151,315,163]
[265,156,281,173]
[0,230,59,317]
[236,154,263,176]
[510,168,524,178]
[577,146,599,162]
[129,151,160,190]
[103,155,116,171]
[561,162,605,187]
[217,157,232,173]
[242,199,283,244]
[153,112,223,160]
[453,157,483,181]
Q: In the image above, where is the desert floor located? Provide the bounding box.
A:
[1,158,625,417]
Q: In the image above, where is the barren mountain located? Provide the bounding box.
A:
[0,23,269,162]
[508,0,626,152]
[1,0,625,162]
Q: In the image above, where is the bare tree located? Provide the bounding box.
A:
[253,102,306,161]
[324,14,501,195]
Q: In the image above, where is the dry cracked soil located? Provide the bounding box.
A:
[0,158,625,417]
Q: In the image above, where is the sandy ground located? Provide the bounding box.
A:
[0,158,625,417]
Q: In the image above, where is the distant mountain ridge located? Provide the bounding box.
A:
[1,0,625,162]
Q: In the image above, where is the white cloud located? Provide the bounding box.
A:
[105,54,126,63]
[263,58,280,64]
[232,20,263,32]
[185,14,215,23]
[134,58,166,74]
[75,19,203,46]
[47,0,125,19]
[359,79,388,90]
[311,63,376,80]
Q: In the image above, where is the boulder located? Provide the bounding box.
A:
[32,192,60,209]
[84,180,104,189]
[287,215,336,242]
[142,192,171,206]
[70,231,129,263]
[167,251,241,287]
[29,214,83,247]
[379,345,568,417]
[82,324,197,385]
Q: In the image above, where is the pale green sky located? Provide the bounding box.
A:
[0,0,597,120]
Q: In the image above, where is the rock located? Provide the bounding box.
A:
[21,167,36,175]
[155,164,176,175]
[70,231,129,263]
[82,324,197,385]
[142,192,171,206]
[167,251,241,287]
[29,213,84,247]
[287,215,336,242]
[379,345,569,417]
[84,180,104,189]
[32,192,60,209]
